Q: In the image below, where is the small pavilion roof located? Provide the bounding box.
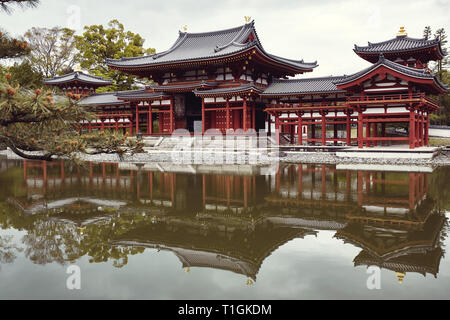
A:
[354,34,446,62]
[107,21,317,74]
[334,55,448,93]
[43,71,113,87]
[261,76,348,97]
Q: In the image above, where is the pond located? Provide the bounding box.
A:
[0,156,449,299]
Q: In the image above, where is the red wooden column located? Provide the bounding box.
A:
[148,103,153,135]
[169,97,174,133]
[226,98,230,132]
[357,108,363,149]
[321,112,326,146]
[415,110,420,148]
[346,111,351,146]
[275,113,280,145]
[333,124,338,146]
[297,113,303,146]
[252,102,256,130]
[365,120,371,148]
[243,98,248,132]
[424,113,430,146]
[201,98,205,134]
[372,123,377,147]
[267,113,272,135]
[135,103,139,135]
[409,107,416,149]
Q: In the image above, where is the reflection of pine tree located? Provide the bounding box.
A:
[0,235,23,269]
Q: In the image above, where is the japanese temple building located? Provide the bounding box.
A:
[45,21,448,149]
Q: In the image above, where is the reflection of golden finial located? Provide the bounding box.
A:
[185,267,190,274]
[244,16,251,23]
[397,26,407,37]
[74,64,82,72]
[77,226,86,235]
[182,25,187,32]
[247,279,254,286]
[396,272,406,284]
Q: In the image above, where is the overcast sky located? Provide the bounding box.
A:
[1,0,449,77]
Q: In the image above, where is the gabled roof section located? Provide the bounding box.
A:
[78,92,127,106]
[43,71,113,87]
[106,21,317,73]
[261,76,348,97]
[334,55,448,94]
[354,35,446,61]
[116,90,171,101]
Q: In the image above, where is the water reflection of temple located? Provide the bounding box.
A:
[2,157,446,283]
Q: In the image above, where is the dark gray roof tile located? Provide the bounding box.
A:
[262,76,347,96]
[43,71,113,86]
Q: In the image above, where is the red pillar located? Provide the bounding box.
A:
[135,104,139,135]
[275,115,281,145]
[169,98,174,133]
[298,114,303,146]
[148,104,153,135]
[415,111,420,148]
[333,124,338,146]
[372,123,377,147]
[243,98,248,132]
[346,112,351,146]
[409,107,416,149]
[358,110,363,149]
[321,113,326,146]
[425,113,430,146]
[252,102,256,130]
[226,99,230,131]
[366,120,371,148]
[201,98,205,134]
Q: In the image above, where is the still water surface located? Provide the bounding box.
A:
[0,156,449,299]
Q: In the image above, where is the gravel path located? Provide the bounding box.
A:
[2,148,450,166]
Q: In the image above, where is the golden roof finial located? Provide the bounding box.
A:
[397,26,407,37]
[74,64,82,72]
[184,267,190,274]
[246,279,254,286]
[244,16,251,23]
[182,25,187,32]
[395,272,406,284]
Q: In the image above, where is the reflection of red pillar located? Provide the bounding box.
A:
[60,160,65,183]
[226,176,231,206]
[42,161,47,186]
[23,160,27,181]
[321,165,326,197]
[89,162,93,182]
[409,173,416,209]
[357,171,363,206]
[102,163,106,181]
[243,177,248,209]
[298,164,303,197]
[149,172,153,200]
[346,171,351,197]
[275,167,280,193]
[171,174,175,205]
[202,174,206,208]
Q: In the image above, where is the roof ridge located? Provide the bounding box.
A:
[273,75,346,82]
[181,21,254,37]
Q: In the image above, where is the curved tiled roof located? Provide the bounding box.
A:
[107,21,317,72]
[334,55,448,92]
[149,81,218,92]
[354,35,446,58]
[43,71,113,86]
[261,76,348,96]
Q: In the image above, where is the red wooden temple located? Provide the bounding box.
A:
[44,22,448,149]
